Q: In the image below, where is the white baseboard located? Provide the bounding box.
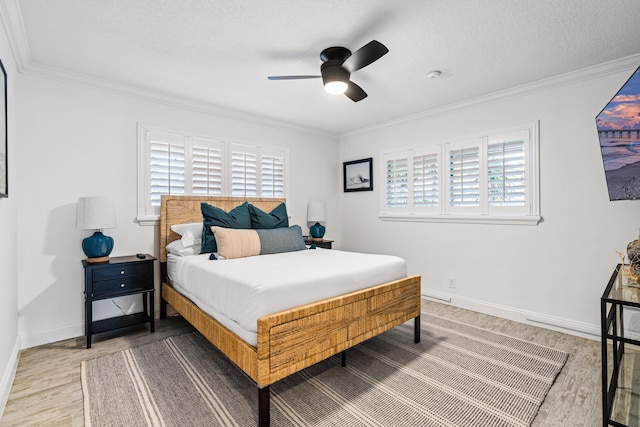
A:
[422,290,600,340]
[0,336,21,420]
[20,307,159,349]
[421,289,452,303]
[19,323,83,349]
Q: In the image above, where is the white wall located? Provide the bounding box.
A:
[14,74,339,348]
[339,58,640,338]
[0,19,18,416]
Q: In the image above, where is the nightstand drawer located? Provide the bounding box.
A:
[93,263,149,281]
[92,276,152,297]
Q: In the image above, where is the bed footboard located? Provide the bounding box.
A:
[162,274,421,427]
[255,274,421,387]
[162,274,421,387]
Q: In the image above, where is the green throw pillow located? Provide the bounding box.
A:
[200,202,251,253]
[248,203,289,229]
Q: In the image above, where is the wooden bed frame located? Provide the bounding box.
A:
[158,195,422,427]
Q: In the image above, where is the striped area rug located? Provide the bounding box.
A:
[81,314,567,427]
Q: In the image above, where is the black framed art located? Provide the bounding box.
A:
[0,58,6,198]
[343,157,373,192]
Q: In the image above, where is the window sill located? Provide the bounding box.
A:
[136,215,160,226]
[378,213,542,226]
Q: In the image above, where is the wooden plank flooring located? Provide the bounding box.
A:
[0,300,602,426]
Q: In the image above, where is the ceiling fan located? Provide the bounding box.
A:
[267,40,389,102]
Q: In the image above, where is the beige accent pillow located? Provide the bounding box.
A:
[211,227,260,259]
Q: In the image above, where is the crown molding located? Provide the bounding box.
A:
[25,61,335,138]
[342,53,640,138]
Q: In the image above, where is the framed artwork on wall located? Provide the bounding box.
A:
[0,58,6,198]
[596,65,640,201]
[343,157,373,192]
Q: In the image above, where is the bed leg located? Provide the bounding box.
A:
[258,386,270,427]
[160,264,168,319]
[341,350,347,367]
[414,315,421,343]
[160,297,167,319]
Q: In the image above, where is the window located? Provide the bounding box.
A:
[192,139,223,196]
[229,144,286,198]
[385,154,409,210]
[260,153,285,198]
[149,138,187,206]
[487,137,526,209]
[413,151,439,209]
[381,124,540,225]
[447,140,481,211]
[137,124,287,224]
[230,149,257,197]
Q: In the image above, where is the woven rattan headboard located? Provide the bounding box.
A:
[159,195,286,263]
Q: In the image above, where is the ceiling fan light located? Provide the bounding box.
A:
[324,80,348,94]
[321,60,350,95]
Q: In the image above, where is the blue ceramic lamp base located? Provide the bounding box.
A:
[82,231,114,263]
[309,222,326,241]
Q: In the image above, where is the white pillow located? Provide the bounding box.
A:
[170,222,203,241]
[166,239,199,257]
[170,222,203,249]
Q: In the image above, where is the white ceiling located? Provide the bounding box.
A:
[4,0,640,135]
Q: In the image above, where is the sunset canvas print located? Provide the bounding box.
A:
[597,66,640,200]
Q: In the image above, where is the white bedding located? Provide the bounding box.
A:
[167,249,407,346]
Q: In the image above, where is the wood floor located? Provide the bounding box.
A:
[0,300,602,426]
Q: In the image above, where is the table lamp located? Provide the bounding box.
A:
[76,196,117,263]
[307,201,326,241]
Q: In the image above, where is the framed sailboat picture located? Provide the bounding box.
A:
[344,157,373,192]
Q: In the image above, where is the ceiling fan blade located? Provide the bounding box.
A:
[345,81,368,102]
[267,75,321,80]
[343,40,389,73]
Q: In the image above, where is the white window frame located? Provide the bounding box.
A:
[137,123,288,225]
[380,122,541,225]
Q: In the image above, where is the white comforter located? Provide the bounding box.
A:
[168,249,407,346]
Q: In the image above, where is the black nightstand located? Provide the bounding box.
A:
[83,254,156,348]
[306,239,333,249]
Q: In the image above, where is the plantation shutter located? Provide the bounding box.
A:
[448,145,480,208]
[385,152,410,210]
[192,138,223,196]
[230,144,286,198]
[149,138,185,209]
[413,151,439,210]
[379,124,538,224]
[137,123,289,223]
[261,153,285,197]
[487,139,526,207]
[231,150,257,197]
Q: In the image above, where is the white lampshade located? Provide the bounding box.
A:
[76,197,117,230]
[307,201,326,224]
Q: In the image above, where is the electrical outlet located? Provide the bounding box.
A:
[448,277,456,289]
